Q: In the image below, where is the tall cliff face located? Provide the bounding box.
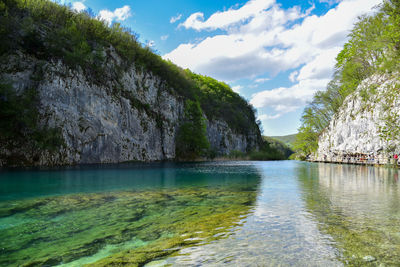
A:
[0,50,260,166]
[313,75,400,163]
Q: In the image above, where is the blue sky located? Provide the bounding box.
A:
[63,0,381,136]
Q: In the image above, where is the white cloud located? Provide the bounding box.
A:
[179,0,275,31]
[166,0,380,81]
[99,5,131,25]
[258,114,281,120]
[161,35,169,41]
[147,40,155,47]
[296,47,340,81]
[289,71,298,82]
[114,5,131,20]
[170,14,182,24]
[250,78,331,119]
[231,85,243,93]
[72,1,86,12]
[254,77,270,83]
[165,0,381,123]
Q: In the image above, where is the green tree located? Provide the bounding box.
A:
[176,100,210,160]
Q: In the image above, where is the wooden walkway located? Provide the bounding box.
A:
[310,157,399,166]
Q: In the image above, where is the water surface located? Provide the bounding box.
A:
[1,161,399,266]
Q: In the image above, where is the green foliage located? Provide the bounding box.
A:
[227,150,246,159]
[186,71,259,135]
[176,100,210,160]
[269,134,297,148]
[248,140,286,161]
[263,136,294,159]
[295,1,400,157]
[293,125,319,159]
[0,83,63,152]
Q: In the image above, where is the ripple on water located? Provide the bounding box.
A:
[0,161,400,266]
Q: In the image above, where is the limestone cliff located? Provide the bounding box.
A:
[0,50,260,166]
[312,74,400,164]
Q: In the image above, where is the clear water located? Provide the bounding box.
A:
[0,161,399,266]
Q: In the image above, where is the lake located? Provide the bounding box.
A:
[1,161,399,266]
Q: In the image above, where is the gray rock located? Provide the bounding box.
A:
[312,74,400,164]
[0,51,260,166]
[363,255,376,262]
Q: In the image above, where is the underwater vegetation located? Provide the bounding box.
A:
[0,186,257,266]
[2,162,400,266]
[298,163,400,266]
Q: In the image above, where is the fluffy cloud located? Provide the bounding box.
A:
[251,78,331,119]
[72,1,86,12]
[170,14,182,24]
[99,5,131,25]
[179,0,276,31]
[165,0,381,121]
[166,0,379,81]
[295,47,341,81]
[161,35,169,41]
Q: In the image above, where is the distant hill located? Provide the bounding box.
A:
[270,134,297,147]
[263,136,294,159]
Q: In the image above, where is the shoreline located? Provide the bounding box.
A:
[308,159,399,168]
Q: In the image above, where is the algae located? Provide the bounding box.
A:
[0,186,256,266]
[297,163,400,266]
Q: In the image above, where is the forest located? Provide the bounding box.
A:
[293,0,400,159]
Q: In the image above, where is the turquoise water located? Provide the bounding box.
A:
[1,161,400,266]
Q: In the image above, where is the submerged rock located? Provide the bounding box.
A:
[363,255,376,262]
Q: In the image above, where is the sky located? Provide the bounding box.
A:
[59,0,382,136]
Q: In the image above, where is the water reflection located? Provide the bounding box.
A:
[0,162,262,201]
[298,162,400,265]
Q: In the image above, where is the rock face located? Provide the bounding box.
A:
[312,75,400,164]
[206,119,259,156]
[0,51,260,166]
